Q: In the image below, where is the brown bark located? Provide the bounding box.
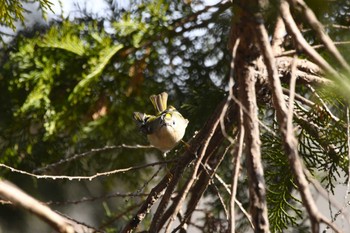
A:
[233,6,270,232]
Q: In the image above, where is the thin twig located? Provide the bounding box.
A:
[99,204,140,230]
[215,172,254,230]
[33,144,154,173]
[287,55,298,133]
[229,107,251,232]
[230,94,279,138]
[45,192,149,206]
[307,84,340,122]
[54,210,104,233]
[0,160,175,181]
[220,37,240,143]
[282,87,315,107]
[304,168,349,232]
[124,164,164,203]
[201,161,230,220]
[280,41,350,57]
[120,168,174,233]
[321,108,350,230]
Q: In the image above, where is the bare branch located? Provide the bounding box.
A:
[171,146,232,233]
[234,8,270,230]
[220,37,240,143]
[280,0,350,93]
[229,107,248,232]
[279,41,350,57]
[45,192,148,206]
[0,160,174,181]
[238,64,270,232]
[282,87,315,107]
[287,55,298,132]
[287,0,350,72]
[307,84,340,122]
[0,179,74,233]
[33,144,154,173]
[272,15,286,56]
[121,170,173,233]
[280,1,337,76]
[276,56,330,86]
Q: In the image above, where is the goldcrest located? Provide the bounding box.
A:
[133,92,189,154]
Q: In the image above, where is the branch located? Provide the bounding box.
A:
[0,160,174,181]
[306,84,340,122]
[120,170,173,233]
[45,192,148,206]
[0,179,74,233]
[229,108,247,231]
[237,52,270,233]
[279,1,336,76]
[163,106,222,233]
[234,7,270,231]
[280,0,350,94]
[99,204,139,230]
[171,145,231,233]
[282,88,315,107]
[288,0,350,72]
[33,144,154,173]
[276,56,332,87]
[271,15,286,56]
[254,2,341,232]
[279,40,350,57]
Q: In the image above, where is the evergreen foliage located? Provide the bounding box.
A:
[0,0,53,32]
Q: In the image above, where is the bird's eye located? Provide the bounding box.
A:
[173,121,176,125]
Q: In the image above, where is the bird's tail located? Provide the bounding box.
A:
[149,92,168,114]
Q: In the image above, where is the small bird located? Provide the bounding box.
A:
[133,92,189,155]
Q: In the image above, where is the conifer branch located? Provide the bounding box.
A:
[287,0,350,72]
[256,1,341,232]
